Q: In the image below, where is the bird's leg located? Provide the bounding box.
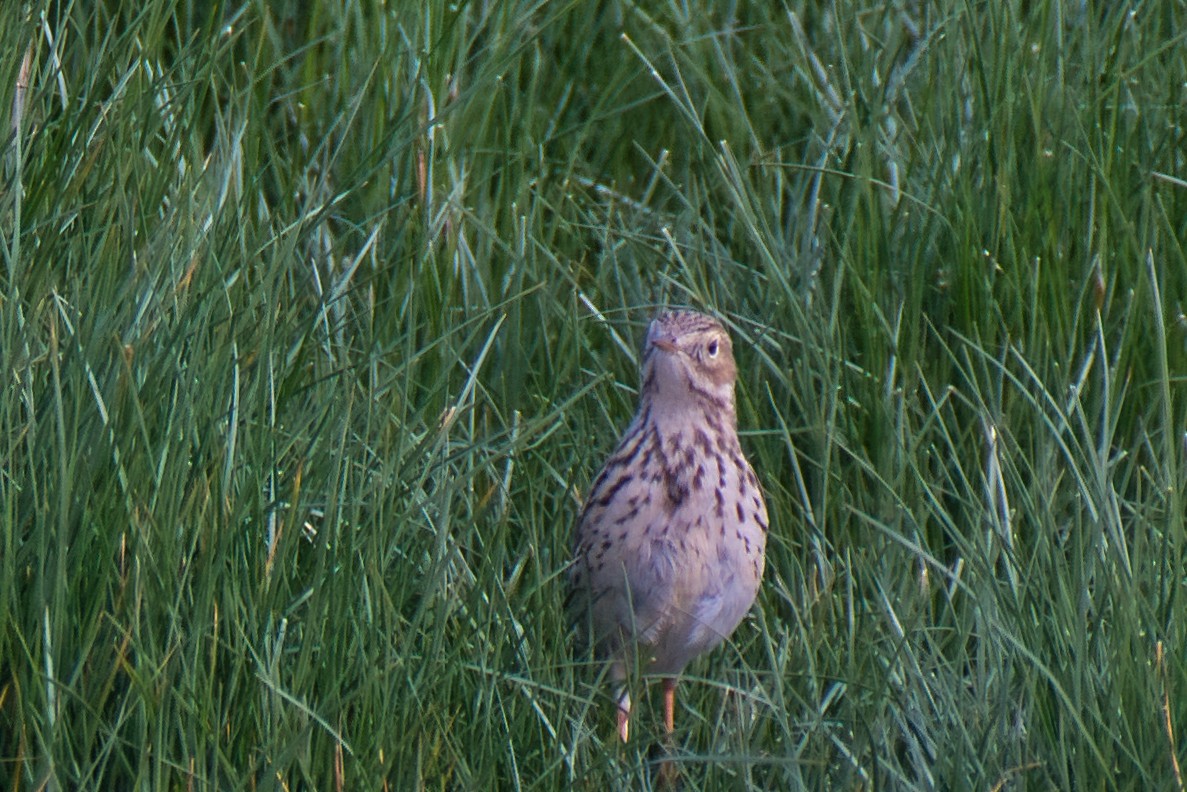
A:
[616,689,631,742]
[657,677,680,787]
[662,677,677,736]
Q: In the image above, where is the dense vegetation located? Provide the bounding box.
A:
[2,2,1185,788]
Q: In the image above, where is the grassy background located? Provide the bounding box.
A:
[2,1,1186,788]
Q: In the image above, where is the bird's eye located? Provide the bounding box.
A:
[707,339,719,357]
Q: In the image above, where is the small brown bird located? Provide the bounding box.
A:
[570,310,768,744]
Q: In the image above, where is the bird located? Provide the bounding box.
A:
[569,309,768,748]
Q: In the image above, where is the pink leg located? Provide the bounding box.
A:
[662,677,677,735]
[659,678,679,787]
[616,690,631,742]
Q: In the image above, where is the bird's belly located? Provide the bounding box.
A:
[632,514,765,674]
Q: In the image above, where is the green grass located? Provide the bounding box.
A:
[2,1,1186,788]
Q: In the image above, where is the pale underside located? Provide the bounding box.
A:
[572,415,767,682]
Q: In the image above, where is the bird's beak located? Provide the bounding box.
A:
[650,338,678,354]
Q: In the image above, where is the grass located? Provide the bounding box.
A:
[2,0,1186,788]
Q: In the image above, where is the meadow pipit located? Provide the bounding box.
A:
[570,310,768,745]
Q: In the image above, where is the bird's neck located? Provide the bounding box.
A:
[641,392,737,441]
